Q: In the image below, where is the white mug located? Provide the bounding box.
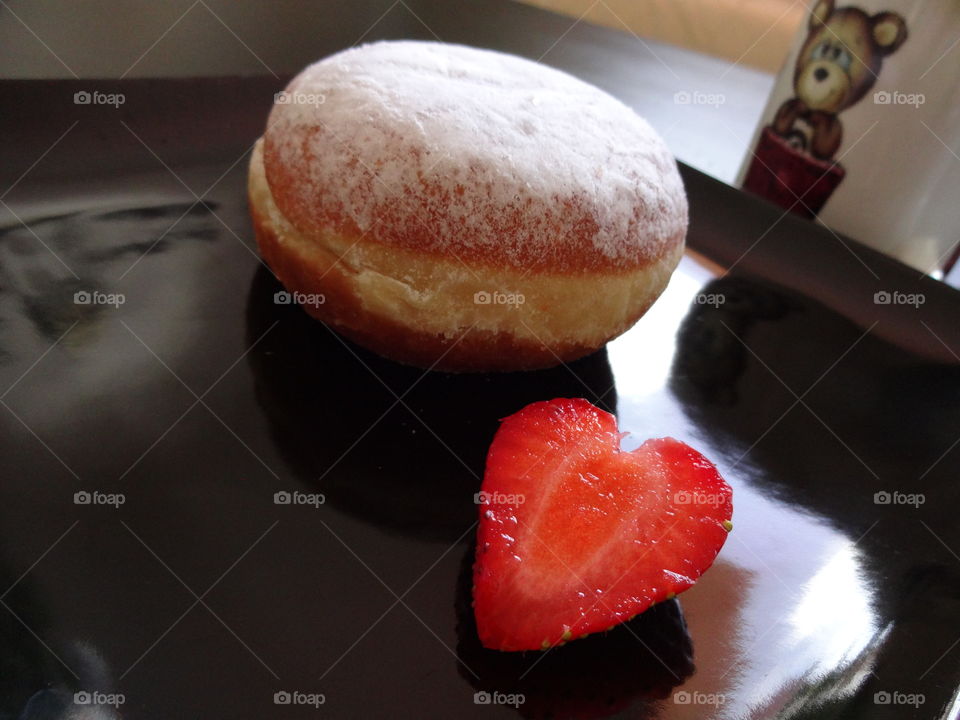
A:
[737,0,960,276]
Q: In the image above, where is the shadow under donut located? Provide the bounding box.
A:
[245,267,618,543]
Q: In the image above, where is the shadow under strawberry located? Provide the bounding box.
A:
[245,267,618,543]
[454,542,694,720]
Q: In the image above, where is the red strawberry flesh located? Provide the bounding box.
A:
[473,398,732,652]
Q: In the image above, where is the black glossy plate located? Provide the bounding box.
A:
[1,77,959,720]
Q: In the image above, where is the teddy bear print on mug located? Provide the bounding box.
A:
[773,0,907,160]
[740,0,908,218]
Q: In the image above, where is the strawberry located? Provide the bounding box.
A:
[473,397,732,652]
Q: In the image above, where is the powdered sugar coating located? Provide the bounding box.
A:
[263,40,687,272]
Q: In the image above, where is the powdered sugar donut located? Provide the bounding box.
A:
[248,40,687,371]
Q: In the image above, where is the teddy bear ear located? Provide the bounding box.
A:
[872,12,908,54]
[809,0,833,29]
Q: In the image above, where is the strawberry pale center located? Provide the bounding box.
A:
[521,445,665,595]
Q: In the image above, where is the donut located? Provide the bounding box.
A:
[248,40,687,372]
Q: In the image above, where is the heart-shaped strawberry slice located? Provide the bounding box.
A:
[473,398,732,652]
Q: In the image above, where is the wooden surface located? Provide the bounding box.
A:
[517,0,802,72]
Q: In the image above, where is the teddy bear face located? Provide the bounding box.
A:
[793,2,907,114]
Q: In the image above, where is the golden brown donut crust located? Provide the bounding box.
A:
[251,41,688,371]
[252,200,603,372]
[249,140,684,372]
